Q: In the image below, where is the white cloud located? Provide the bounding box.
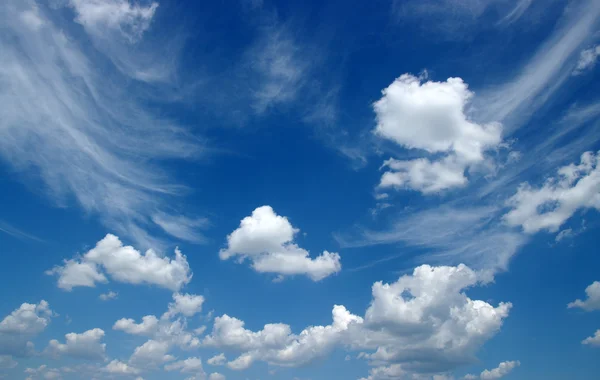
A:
[504,151,600,234]
[204,305,361,369]
[104,359,140,375]
[573,45,600,75]
[24,365,63,380]
[480,361,520,379]
[46,329,106,361]
[46,261,107,291]
[350,264,511,374]
[0,301,52,335]
[0,0,203,249]
[114,315,160,335]
[582,330,600,346]
[379,156,467,194]
[164,293,205,318]
[568,281,600,311]
[358,364,404,380]
[164,357,205,375]
[0,300,53,357]
[48,234,192,292]
[219,206,341,281]
[202,263,508,377]
[207,353,226,366]
[99,291,118,301]
[374,74,502,194]
[208,373,226,380]
[129,340,175,367]
[67,0,158,43]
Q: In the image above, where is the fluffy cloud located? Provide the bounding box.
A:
[114,315,160,335]
[358,364,405,380]
[219,206,341,281]
[47,234,192,292]
[208,373,226,380]
[207,353,226,366]
[46,329,106,361]
[104,359,140,375]
[204,305,361,370]
[129,340,175,367]
[350,264,511,374]
[0,300,53,356]
[573,45,600,75]
[480,361,520,379]
[504,151,600,233]
[202,264,509,377]
[568,281,600,311]
[582,330,600,346]
[164,293,205,318]
[164,357,205,376]
[374,74,502,194]
[99,291,118,301]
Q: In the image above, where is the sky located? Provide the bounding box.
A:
[0,0,599,379]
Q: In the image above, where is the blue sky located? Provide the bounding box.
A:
[1,0,600,379]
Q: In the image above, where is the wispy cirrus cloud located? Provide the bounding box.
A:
[0,0,206,248]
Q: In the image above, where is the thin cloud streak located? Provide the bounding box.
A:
[0,0,205,248]
[475,0,600,130]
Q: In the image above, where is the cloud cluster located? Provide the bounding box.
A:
[0,301,53,357]
[374,74,502,194]
[113,292,206,370]
[220,206,342,281]
[203,264,510,377]
[504,151,600,234]
[47,234,192,292]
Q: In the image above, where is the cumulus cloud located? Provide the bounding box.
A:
[204,305,361,370]
[503,151,600,234]
[219,206,341,281]
[104,359,140,375]
[207,353,226,366]
[208,373,226,380]
[129,340,175,367]
[99,291,118,301]
[374,74,502,194]
[164,293,205,318]
[47,234,192,292]
[46,329,106,361]
[114,315,200,351]
[0,0,204,249]
[350,264,511,374]
[582,330,600,346]
[573,45,600,75]
[203,264,509,377]
[480,361,520,379]
[568,281,600,311]
[0,301,53,357]
[164,357,205,376]
[113,294,205,369]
